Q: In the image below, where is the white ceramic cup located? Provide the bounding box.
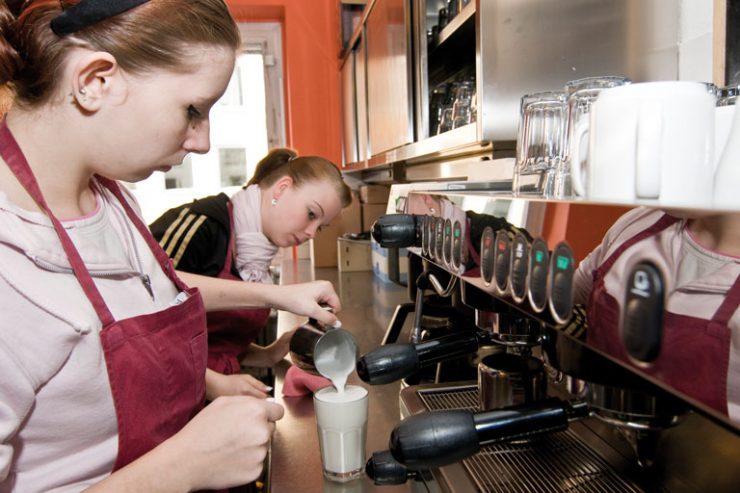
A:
[314,385,368,482]
[714,103,736,173]
[571,81,716,207]
[563,76,630,198]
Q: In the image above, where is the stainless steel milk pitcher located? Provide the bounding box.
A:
[289,317,359,378]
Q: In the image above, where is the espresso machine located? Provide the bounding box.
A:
[359,187,740,493]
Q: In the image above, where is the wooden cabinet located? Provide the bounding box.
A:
[340,29,369,169]
[365,0,414,156]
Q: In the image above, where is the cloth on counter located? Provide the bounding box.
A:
[282,365,332,397]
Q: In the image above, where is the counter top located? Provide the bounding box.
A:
[268,259,419,493]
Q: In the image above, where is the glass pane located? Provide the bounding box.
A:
[164,155,193,189]
[219,148,247,187]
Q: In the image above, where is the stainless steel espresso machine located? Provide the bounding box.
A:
[358,188,740,493]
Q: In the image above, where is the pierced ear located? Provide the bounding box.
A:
[273,175,294,199]
[71,51,122,111]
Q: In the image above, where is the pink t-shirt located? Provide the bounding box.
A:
[0,184,180,492]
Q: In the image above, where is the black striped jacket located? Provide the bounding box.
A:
[149,193,237,277]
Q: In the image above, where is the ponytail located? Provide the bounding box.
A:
[0,0,23,87]
[248,148,352,208]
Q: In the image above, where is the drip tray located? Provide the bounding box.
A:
[406,384,645,493]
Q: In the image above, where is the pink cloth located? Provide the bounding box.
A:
[282,365,333,397]
[231,184,279,284]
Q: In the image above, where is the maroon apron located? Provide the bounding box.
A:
[0,121,208,470]
[586,213,740,415]
[206,201,271,375]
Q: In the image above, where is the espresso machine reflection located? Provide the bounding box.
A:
[360,188,740,492]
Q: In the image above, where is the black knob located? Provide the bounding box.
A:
[390,409,480,469]
[356,344,419,385]
[389,399,574,469]
[357,333,479,385]
[366,450,412,485]
[371,214,421,248]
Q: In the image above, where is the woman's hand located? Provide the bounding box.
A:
[169,396,285,490]
[264,329,295,365]
[84,396,284,492]
[268,280,341,326]
[241,330,296,367]
[205,369,271,400]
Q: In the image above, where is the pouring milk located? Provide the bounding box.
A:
[313,321,358,393]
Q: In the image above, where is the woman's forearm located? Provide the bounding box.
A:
[83,439,191,493]
[177,271,278,311]
[176,271,340,325]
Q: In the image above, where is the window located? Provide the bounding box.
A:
[165,155,194,189]
[127,22,285,223]
[219,148,248,186]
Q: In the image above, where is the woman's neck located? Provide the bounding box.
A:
[687,214,740,257]
[2,108,97,219]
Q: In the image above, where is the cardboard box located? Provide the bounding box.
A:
[310,221,343,268]
[371,237,408,284]
[309,191,362,267]
[339,190,362,234]
[361,203,388,232]
[359,185,391,204]
[337,237,372,272]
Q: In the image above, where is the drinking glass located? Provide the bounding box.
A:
[314,385,369,482]
[513,91,567,197]
[437,106,454,134]
[452,80,475,128]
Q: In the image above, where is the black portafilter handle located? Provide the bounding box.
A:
[371,214,422,248]
[389,398,591,470]
[356,332,479,385]
[365,450,422,485]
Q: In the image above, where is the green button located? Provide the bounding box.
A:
[557,255,570,270]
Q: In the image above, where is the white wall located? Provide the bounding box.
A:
[678,0,715,82]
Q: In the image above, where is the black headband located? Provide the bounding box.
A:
[51,0,151,36]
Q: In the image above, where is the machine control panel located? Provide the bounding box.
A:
[548,242,576,324]
[510,233,529,304]
[421,216,431,256]
[493,231,511,295]
[452,220,463,268]
[443,218,453,266]
[480,226,495,285]
[434,217,444,263]
[528,238,550,314]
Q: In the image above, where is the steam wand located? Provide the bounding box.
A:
[410,270,458,343]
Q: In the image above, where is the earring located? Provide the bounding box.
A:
[79,87,87,102]
[271,198,278,206]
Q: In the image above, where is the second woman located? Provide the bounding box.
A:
[151,148,352,398]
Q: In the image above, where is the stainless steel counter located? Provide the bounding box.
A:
[268,259,421,493]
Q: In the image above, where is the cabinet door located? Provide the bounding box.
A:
[366,0,413,155]
[340,52,358,166]
[356,32,369,163]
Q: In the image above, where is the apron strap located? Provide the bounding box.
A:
[595,213,679,278]
[95,175,189,292]
[711,273,740,325]
[0,120,115,325]
[222,199,235,275]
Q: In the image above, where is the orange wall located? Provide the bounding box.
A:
[226,0,343,165]
[541,203,633,263]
